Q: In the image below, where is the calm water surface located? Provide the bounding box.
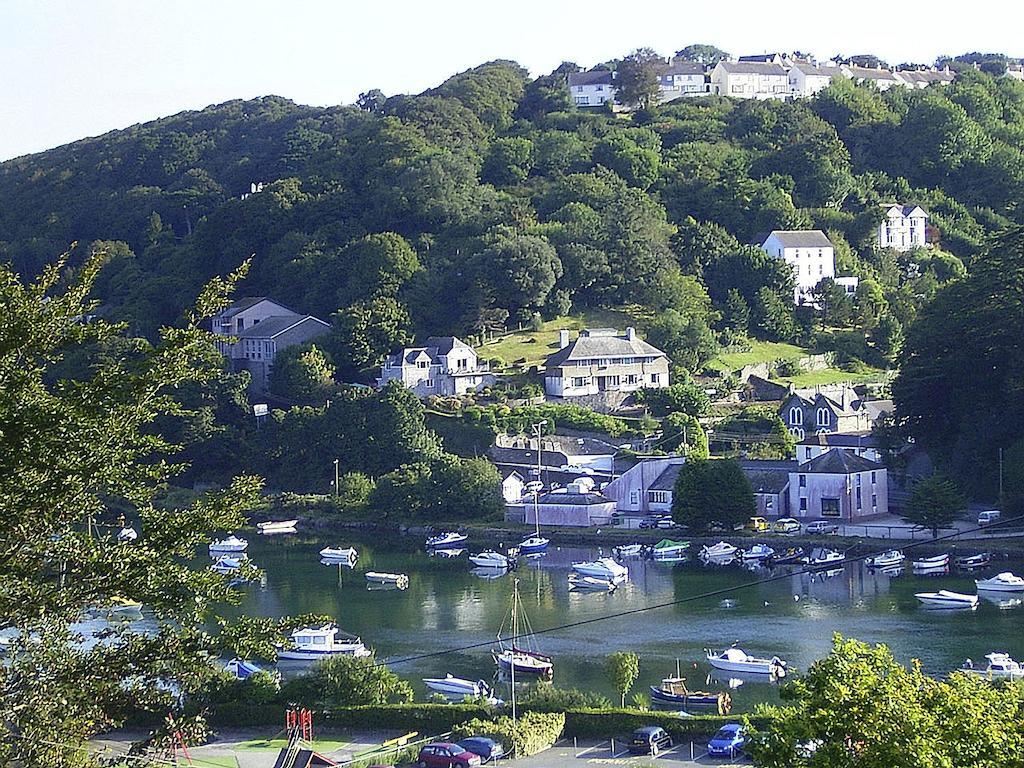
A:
[220,532,1024,711]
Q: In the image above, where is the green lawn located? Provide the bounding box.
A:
[476,308,639,369]
[704,340,808,373]
[776,368,888,387]
[233,738,350,752]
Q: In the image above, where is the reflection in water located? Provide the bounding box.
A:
[218,533,1024,710]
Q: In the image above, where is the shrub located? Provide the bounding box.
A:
[320,704,495,733]
[562,709,774,739]
[518,683,611,711]
[452,712,565,757]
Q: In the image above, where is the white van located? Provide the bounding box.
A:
[977,510,1001,526]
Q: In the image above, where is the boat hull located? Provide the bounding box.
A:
[423,678,485,697]
[975,581,1024,593]
[278,645,370,661]
[494,650,553,678]
[258,520,298,534]
[518,537,550,554]
[649,687,726,710]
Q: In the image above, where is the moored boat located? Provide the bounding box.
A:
[209,535,248,555]
[571,557,629,582]
[365,571,409,589]
[517,536,550,555]
[470,550,515,569]
[257,519,298,534]
[426,531,468,549]
[225,658,265,680]
[649,675,731,714]
[866,549,905,569]
[955,552,992,570]
[277,624,370,661]
[613,543,649,559]
[652,539,691,562]
[319,546,358,566]
[911,553,950,575]
[914,589,978,609]
[960,652,1024,680]
[700,542,738,560]
[568,573,616,591]
[741,543,775,561]
[975,572,1024,592]
[706,647,787,677]
[769,547,807,565]
[493,578,553,679]
[423,674,493,698]
[211,554,246,574]
[107,597,143,618]
[803,548,845,569]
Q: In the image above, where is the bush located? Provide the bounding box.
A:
[319,704,496,733]
[562,709,774,739]
[518,683,612,711]
[452,712,565,757]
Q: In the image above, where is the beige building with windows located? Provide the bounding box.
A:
[543,328,669,399]
[378,336,495,398]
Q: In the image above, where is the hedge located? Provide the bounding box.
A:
[562,708,775,738]
[451,712,565,757]
[319,704,496,733]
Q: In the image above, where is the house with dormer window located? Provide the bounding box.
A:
[779,385,871,439]
[878,204,929,251]
[378,336,495,398]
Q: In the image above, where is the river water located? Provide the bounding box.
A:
[219,532,1024,711]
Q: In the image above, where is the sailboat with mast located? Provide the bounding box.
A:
[493,578,553,679]
[519,481,549,555]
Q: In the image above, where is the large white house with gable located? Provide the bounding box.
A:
[568,69,616,108]
[711,61,790,100]
[878,204,929,251]
[760,230,837,304]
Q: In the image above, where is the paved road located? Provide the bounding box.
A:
[517,740,751,768]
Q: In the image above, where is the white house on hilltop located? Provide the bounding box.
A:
[543,328,670,398]
[657,60,709,101]
[759,230,837,304]
[210,297,330,391]
[711,61,789,100]
[378,336,495,398]
[878,204,929,251]
[789,62,844,97]
[568,69,616,107]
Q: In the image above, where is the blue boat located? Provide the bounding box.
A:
[225,658,264,680]
[649,676,731,713]
[518,535,549,555]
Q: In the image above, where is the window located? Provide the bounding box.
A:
[800,498,808,511]
[649,490,670,504]
[578,96,590,105]
[417,361,429,369]
[856,488,862,508]
[424,379,434,389]
[821,498,841,517]
[596,85,604,91]
[872,493,877,507]
[650,373,660,385]
[789,407,803,426]
[312,636,326,645]
[571,376,587,387]
[816,408,831,427]
[871,471,877,483]
[629,491,639,506]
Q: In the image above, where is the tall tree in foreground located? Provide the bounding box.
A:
[615,48,663,111]
[0,252,302,765]
[605,651,640,708]
[671,458,755,530]
[901,474,965,537]
[750,634,1024,767]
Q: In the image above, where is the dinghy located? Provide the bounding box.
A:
[866,550,905,569]
[209,535,248,554]
[914,589,978,609]
[423,675,493,698]
[365,572,410,589]
[257,519,298,534]
[319,546,358,566]
[911,553,949,575]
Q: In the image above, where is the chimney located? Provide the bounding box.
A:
[625,327,636,341]
[558,330,571,349]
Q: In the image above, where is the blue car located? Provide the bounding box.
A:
[457,737,506,763]
[707,724,746,758]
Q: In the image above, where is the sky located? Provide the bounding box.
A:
[2,0,1023,161]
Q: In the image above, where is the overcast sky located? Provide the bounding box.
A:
[2,0,1022,161]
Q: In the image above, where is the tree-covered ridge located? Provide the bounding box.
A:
[1,61,1022,375]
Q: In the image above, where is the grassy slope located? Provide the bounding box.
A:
[704,340,807,372]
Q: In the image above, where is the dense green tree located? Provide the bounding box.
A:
[671,458,755,530]
[674,44,729,65]
[615,48,663,110]
[593,133,661,189]
[331,296,413,374]
[307,653,413,707]
[605,651,640,708]
[482,137,535,185]
[722,288,750,333]
[478,232,562,315]
[635,377,711,418]
[902,474,966,537]
[872,313,904,364]
[661,412,709,458]
[645,308,718,372]
[812,277,854,328]
[751,286,797,341]
[268,343,336,403]
[751,634,1024,768]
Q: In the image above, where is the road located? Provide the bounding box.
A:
[515,740,750,768]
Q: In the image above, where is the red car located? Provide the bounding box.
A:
[417,743,482,768]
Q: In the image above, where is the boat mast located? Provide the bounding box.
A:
[532,419,546,538]
[510,577,518,722]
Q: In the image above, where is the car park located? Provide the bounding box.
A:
[773,518,801,533]
[417,743,482,768]
[457,737,505,763]
[706,724,746,758]
[629,726,673,755]
[805,520,839,535]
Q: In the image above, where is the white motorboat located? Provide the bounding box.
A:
[117,526,138,542]
[866,550,905,569]
[277,624,370,661]
[911,553,950,574]
[571,557,629,582]
[700,542,738,560]
[975,572,1024,593]
[319,546,358,566]
[431,548,466,559]
[426,531,468,549]
[568,573,617,591]
[365,572,409,589]
[652,539,691,562]
[423,674,493,698]
[211,555,246,574]
[209,535,248,555]
[803,548,845,568]
[106,597,143,618]
[613,543,648,559]
[470,550,514,569]
[706,647,787,677]
[257,519,298,534]
[960,652,1024,680]
[914,589,979,609]
[741,543,776,561]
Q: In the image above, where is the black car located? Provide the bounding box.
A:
[629,726,673,755]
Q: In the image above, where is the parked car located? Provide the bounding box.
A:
[706,724,746,758]
[638,517,660,530]
[745,516,769,532]
[417,743,482,768]
[629,726,673,755]
[773,517,801,534]
[560,464,595,475]
[457,737,505,763]
[656,517,679,530]
[978,510,1002,527]
[805,520,840,535]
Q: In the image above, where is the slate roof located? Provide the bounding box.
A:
[545,329,667,368]
[490,447,570,468]
[763,230,834,249]
[745,469,791,495]
[798,431,878,449]
[845,66,901,82]
[538,489,615,506]
[541,435,622,456]
[568,69,615,87]
[791,62,844,77]
[739,459,799,473]
[650,463,684,491]
[865,399,894,422]
[898,69,954,85]
[426,336,472,356]
[883,203,928,218]
[218,296,301,319]
[800,448,884,474]
[718,61,788,76]
[662,61,706,76]
[235,315,328,339]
